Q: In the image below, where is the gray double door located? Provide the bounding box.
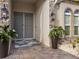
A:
[14,12,33,39]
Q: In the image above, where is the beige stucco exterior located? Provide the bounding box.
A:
[2,0,79,48]
[0,0,79,55]
[35,0,50,47]
[10,0,51,47]
[13,2,34,13]
[57,2,79,37]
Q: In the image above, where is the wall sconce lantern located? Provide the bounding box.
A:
[51,12,54,16]
[51,12,55,21]
[1,4,9,20]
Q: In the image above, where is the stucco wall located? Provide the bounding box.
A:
[13,2,34,13]
[35,0,50,47]
[57,2,79,37]
[57,3,79,27]
[12,0,50,47]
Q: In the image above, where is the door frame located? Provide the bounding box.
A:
[13,12,35,40]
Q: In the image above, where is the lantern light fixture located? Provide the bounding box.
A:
[1,4,9,20]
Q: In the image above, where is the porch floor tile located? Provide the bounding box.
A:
[2,45,79,59]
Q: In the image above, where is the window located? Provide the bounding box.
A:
[74,16,78,25]
[65,15,70,24]
[74,10,79,35]
[64,9,79,36]
[65,9,71,35]
[74,26,78,35]
[65,26,70,35]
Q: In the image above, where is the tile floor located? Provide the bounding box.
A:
[2,45,79,59]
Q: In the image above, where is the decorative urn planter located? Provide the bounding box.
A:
[0,40,9,58]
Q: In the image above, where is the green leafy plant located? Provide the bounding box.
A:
[0,25,17,43]
[75,38,79,43]
[49,26,65,39]
[70,41,76,48]
[0,25,9,32]
[71,38,79,48]
[49,26,65,49]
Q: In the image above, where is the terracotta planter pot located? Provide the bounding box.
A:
[0,40,9,58]
[51,38,58,49]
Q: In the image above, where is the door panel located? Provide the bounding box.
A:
[14,12,33,39]
[24,13,33,38]
[14,12,23,39]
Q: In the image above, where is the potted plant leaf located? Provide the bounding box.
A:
[49,26,65,49]
[0,25,17,58]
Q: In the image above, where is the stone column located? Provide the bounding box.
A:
[8,0,12,55]
[8,0,11,25]
[70,11,74,37]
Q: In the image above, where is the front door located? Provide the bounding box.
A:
[14,12,33,40]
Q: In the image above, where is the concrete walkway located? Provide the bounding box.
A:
[2,45,79,59]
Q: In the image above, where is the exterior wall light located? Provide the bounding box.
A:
[1,4,9,20]
[51,12,55,21]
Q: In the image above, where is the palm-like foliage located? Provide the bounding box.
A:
[0,25,9,32]
[0,25,17,43]
[49,26,65,39]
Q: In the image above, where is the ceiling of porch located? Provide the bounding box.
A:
[13,0,37,3]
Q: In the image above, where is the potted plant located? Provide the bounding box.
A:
[0,25,17,58]
[49,26,65,49]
